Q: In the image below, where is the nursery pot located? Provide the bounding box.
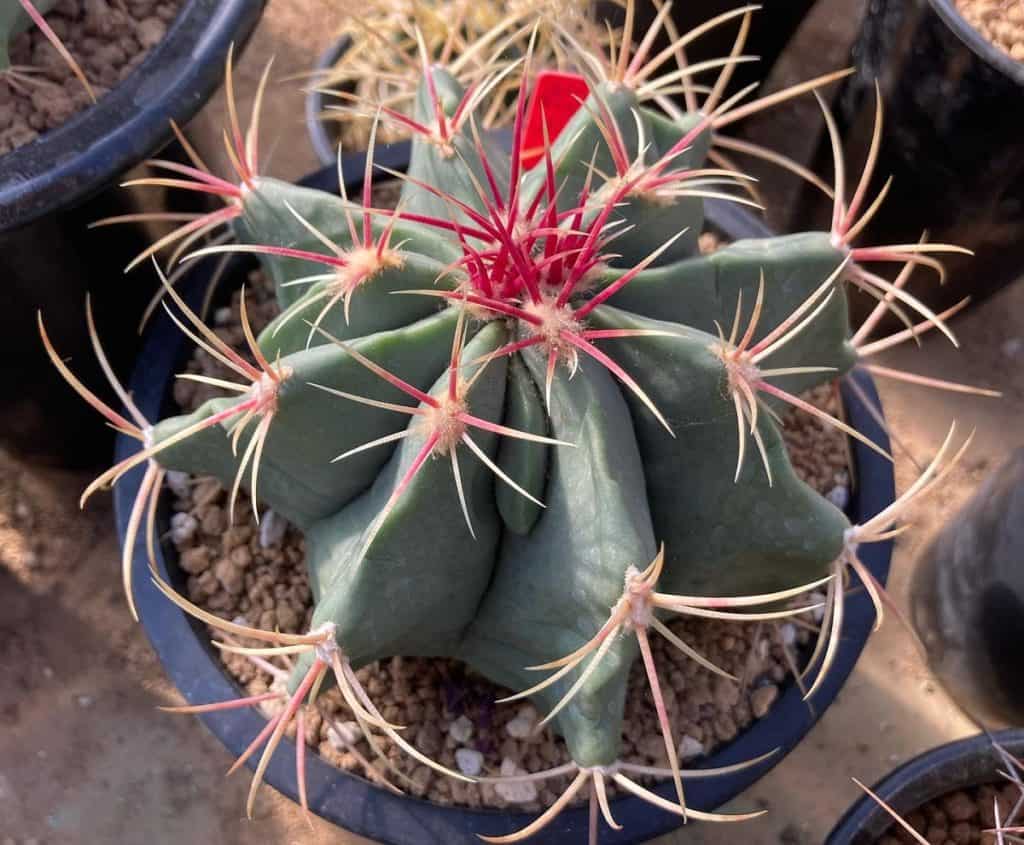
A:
[791,0,1024,326]
[911,448,1024,728]
[825,729,1024,845]
[0,0,265,467]
[117,147,896,844]
[306,35,351,167]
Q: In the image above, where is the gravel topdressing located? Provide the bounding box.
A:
[955,0,1024,62]
[879,781,1023,845]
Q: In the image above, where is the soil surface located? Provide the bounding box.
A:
[955,0,1024,61]
[0,0,184,154]
[879,780,1023,844]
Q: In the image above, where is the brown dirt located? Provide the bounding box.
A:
[165,248,849,810]
[954,0,1024,61]
[0,0,184,155]
[878,781,1023,845]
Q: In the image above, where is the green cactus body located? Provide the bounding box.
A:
[149,64,858,771]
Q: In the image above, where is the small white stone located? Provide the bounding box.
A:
[779,623,797,647]
[76,695,94,709]
[327,721,361,750]
[1002,337,1022,358]
[677,735,704,760]
[169,512,198,544]
[165,470,191,499]
[214,307,232,325]
[41,666,54,679]
[259,509,287,549]
[448,714,474,744]
[826,484,850,510]
[504,704,537,739]
[455,748,483,777]
[808,591,826,622]
[494,758,538,803]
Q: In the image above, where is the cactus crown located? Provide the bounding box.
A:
[43,3,991,841]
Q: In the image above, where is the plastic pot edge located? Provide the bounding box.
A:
[0,0,267,232]
[927,0,1024,86]
[825,729,1024,845]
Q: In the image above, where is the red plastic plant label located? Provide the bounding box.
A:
[521,70,590,169]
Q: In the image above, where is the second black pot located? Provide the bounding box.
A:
[827,730,1024,845]
[0,0,265,466]
[793,0,1024,324]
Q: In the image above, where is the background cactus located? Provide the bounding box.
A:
[317,0,609,150]
[44,4,986,841]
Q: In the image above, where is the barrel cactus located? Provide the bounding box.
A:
[1,0,94,98]
[42,4,987,841]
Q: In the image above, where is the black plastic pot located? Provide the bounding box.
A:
[826,729,1024,845]
[0,0,265,466]
[792,0,1024,324]
[911,448,1024,728]
[115,149,896,844]
[306,35,350,167]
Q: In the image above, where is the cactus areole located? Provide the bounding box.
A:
[48,6,983,842]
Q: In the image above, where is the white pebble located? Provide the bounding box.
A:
[327,721,361,750]
[76,695,94,709]
[259,509,288,548]
[1002,337,1022,358]
[504,704,537,739]
[494,758,538,803]
[677,735,704,760]
[455,748,484,776]
[826,484,850,510]
[165,470,191,499]
[780,623,797,647]
[214,306,232,325]
[808,591,826,622]
[169,512,198,544]
[448,714,474,744]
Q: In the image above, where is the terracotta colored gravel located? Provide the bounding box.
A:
[0,0,184,154]
[955,0,1024,61]
[879,781,1023,845]
[164,239,851,809]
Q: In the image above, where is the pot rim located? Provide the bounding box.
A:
[826,729,1024,845]
[928,0,1024,87]
[305,35,351,168]
[114,152,896,844]
[0,0,266,233]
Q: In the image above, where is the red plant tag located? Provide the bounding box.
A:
[521,71,590,169]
